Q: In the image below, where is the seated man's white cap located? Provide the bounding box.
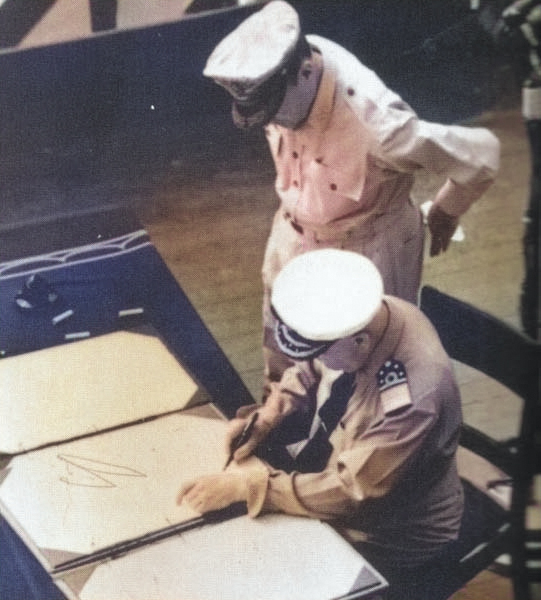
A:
[203,1,308,128]
[271,249,384,359]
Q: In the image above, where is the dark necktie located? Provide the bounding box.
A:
[260,371,357,473]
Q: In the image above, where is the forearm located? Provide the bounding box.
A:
[246,466,359,520]
[247,406,438,520]
[434,177,494,217]
[228,364,318,462]
[378,111,500,217]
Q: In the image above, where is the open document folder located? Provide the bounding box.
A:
[0,329,224,569]
[0,408,256,572]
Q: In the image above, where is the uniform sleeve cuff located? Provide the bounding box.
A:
[246,466,270,517]
[435,178,492,217]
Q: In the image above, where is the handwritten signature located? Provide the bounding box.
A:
[58,454,147,488]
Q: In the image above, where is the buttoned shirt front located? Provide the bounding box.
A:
[264,35,500,230]
[246,296,464,568]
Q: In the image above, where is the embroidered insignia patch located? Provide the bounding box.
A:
[376,359,412,414]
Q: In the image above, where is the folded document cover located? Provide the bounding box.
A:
[0,330,200,454]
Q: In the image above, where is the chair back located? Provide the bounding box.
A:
[420,285,540,600]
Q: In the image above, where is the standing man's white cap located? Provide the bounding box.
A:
[271,249,384,359]
[203,1,310,128]
[204,1,300,98]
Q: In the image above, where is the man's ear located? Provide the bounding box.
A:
[353,332,369,347]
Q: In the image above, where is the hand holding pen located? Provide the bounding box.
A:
[224,412,259,470]
[224,396,284,467]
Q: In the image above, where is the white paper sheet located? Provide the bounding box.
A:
[67,514,379,600]
[0,411,255,567]
[0,331,199,453]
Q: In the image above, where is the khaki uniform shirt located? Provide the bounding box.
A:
[247,297,464,568]
[261,35,500,305]
[265,35,500,229]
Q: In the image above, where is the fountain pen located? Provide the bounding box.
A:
[223,411,259,470]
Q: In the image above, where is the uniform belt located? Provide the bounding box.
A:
[283,210,379,242]
[283,198,416,243]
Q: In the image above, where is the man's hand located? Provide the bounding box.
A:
[226,404,282,462]
[176,472,248,514]
[427,204,460,257]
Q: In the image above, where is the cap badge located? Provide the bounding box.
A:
[274,319,331,360]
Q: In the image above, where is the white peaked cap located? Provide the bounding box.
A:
[203,1,300,95]
[271,249,384,341]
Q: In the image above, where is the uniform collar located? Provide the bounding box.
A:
[303,52,335,132]
[360,298,405,377]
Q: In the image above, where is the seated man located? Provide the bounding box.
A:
[178,249,464,599]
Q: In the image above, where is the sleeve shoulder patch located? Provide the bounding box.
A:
[376,359,412,415]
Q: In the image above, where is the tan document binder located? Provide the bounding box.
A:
[0,330,201,454]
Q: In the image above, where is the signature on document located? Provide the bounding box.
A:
[57,454,147,488]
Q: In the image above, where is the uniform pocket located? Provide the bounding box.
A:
[305,158,365,202]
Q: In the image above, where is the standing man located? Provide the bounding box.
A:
[203,0,500,384]
[178,249,466,600]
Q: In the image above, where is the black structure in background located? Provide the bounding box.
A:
[0,0,118,46]
[0,0,56,48]
[89,0,118,32]
[0,0,532,335]
[522,95,541,341]
[495,0,541,340]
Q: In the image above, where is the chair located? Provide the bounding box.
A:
[420,285,540,600]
